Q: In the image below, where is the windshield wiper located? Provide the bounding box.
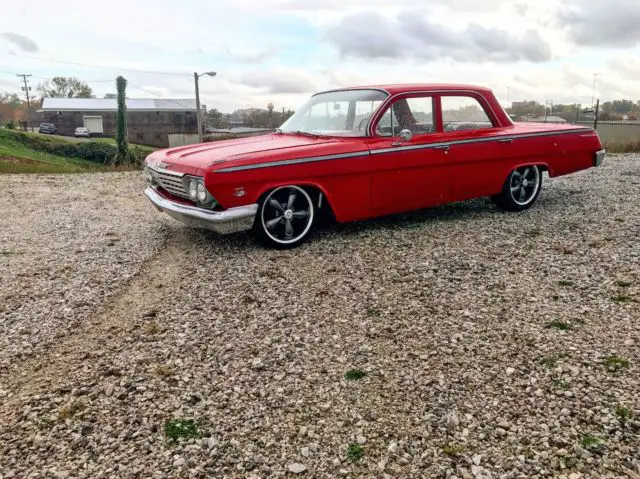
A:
[290,130,318,138]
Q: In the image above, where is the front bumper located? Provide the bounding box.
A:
[144,187,258,235]
[595,149,606,166]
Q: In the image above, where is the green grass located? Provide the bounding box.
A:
[164,419,201,442]
[547,320,572,331]
[604,355,630,369]
[0,130,106,174]
[346,443,364,462]
[581,434,605,449]
[442,443,466,456]
[614,405,631,422]
[557,279,574,287]
[344,369,367,381]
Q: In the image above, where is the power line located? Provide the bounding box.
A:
[16,54,192,77]
[0,70,114,83]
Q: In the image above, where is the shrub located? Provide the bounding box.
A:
[4,120,14,129]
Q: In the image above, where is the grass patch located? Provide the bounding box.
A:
[615,280,632,288]
[540,356,558,368]
[164,419,201,442]
[557,280,574,287]
[153,365,173,377]
[603,140,640,153]
[581,434,605,450]
[346,443,364,462]
[614,405,631,422]
[442,443,466,456]
[611,293,634,303]
[58,399,87,421]
[604,355,629,369]
[526,227,542,238]
[614,217,624,223]
[344,369,367,381]
[551,378,571,390]
[547,320,572,331]
[365,308,381,317]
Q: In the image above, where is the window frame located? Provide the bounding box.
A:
[373,93,438,138]
[438,92,499,133]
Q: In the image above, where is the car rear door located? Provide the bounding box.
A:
[437,93,515,200]
[366,94,452,216]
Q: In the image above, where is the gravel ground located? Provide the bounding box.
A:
[0,156,639,479]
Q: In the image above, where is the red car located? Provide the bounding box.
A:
[144,84,605,248]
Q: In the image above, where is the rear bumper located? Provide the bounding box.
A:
[594,149,606,167]
[144,187,257,235]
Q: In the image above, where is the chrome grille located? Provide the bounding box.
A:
[147,165,189,199]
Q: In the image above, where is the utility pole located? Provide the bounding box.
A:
[193,71,216,143]
[591,73,599,108]
[17,74,33,132]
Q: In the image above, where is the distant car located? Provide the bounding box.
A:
[38,123,56,134]
[74,127,90,138]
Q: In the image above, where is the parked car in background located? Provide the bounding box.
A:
[38,123,56,134]
[74,127,90,138]
[143,84,605,248]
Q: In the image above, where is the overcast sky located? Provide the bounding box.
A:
[1,0,639,113]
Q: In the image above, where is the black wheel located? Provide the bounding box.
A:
[254,185,315,248]
[492,165,542,211]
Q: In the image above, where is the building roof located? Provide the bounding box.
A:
[40,98,197,112]
[317,84,493,96]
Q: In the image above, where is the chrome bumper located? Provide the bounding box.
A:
[595,149,606,167]
[144,187,257,235]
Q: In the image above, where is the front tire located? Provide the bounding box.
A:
[492,165,542,211]
[254,185,315,248]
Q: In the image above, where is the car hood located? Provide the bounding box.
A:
[146,134,361,175]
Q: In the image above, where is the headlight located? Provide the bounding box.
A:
[188,180,198,200]
[196,182,208,202]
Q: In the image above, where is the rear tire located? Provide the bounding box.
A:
[253,185,315,248]
[492,165,542,211]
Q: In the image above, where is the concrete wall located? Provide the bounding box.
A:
[577,121,640,145]
[168,133,200,147]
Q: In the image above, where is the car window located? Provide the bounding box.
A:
[441,96,494,132]
[376,96,435,137]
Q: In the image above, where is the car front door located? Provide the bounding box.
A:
[366,95,451,216]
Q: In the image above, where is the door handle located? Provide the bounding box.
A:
[498,138,513,143]
[433,145,450,151]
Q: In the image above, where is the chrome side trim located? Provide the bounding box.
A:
[144,187,257,235]
[370,128,595,155]
[216,150,370,173]
[214,129,596,173]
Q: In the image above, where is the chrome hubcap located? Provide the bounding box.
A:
[261,186,313,244]
[510,166,540,205]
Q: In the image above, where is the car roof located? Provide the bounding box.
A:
[316,84,493,96]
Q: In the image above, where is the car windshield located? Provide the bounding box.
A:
[279,89,388,137]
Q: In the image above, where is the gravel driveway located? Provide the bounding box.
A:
[1,156,639,478]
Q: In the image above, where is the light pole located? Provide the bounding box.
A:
[267,102,274,128]
[194,71,216,143]
[591,73,599,109]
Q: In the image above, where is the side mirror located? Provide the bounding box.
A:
[393,129,412,146]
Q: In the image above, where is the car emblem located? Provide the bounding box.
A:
[156,162,169,169]
[233,187,246,197]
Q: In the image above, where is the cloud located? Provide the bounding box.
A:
[325,11,552,63]
[558,0,640,47]
[238,69,318,94]
[1,32,39,52]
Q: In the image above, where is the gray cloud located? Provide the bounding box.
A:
[325,11,552,63]
[559,0,640,47]
[239,70,317,94]
[1,32,38,52]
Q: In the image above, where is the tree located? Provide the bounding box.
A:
[109,76,133,166]
[38,77,94,98]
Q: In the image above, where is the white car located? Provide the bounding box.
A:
[74,127,90,138]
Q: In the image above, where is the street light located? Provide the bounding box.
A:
[194,71,217,143]
[591,73,600,108]
[267,102,274,128]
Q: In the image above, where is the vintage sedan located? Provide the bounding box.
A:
[144,84,605,247]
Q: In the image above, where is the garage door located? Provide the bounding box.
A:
[83,116,104,134]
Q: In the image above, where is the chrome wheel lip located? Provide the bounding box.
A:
[510,166,541,206]
[261,186,314,245]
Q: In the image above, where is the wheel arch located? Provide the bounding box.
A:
[255,181,338,221]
